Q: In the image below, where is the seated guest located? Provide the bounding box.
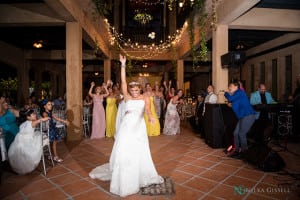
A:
[202,85,218,116]
[0,97,20,150]
[53,95,65,107]
[250,83,275,119]
[249,83,275,143]
[224,82,256,158]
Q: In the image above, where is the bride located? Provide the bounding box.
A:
[89,55,164,197]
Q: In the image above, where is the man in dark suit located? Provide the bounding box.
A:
[190,93,205,137]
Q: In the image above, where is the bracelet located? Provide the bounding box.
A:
[121,64,126,68]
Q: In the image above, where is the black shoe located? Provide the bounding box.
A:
[227,151,240,159]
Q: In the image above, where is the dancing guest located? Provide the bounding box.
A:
[224,81,256,158]
[163,80,176,103]
[105,86,117,138]
[23,97,39,110]
[154,81,166,130]
[89,81,109,139]
[83,95,93,107]
[163,89,183,135]
[8,109,49,175]
[89,54,163,197]
[41,99,69,163]
[144,83,160,136]
[0,97,19,150]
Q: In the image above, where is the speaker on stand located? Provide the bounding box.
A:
[277,110,293,150]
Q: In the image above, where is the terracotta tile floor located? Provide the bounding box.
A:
[1,122,299,200]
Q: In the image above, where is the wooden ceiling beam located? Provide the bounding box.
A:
[246,33,300,57]
[0,4,65,25]
[58,0,111,58]
[177,0,261,59]
[24,49,100,60]
[230,8,300,31]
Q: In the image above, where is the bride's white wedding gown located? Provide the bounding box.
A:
[8,120,42,175]
[89,100,163,197]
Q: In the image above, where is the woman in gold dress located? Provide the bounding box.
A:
[105,86,118,137]
[144,83,160,136]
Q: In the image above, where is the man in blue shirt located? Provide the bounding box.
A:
[250,83,275,119]
[224,82,256,158]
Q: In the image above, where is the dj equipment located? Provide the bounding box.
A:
[203,104,237,148]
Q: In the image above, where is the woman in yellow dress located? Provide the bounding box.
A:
[144,83,160,136]
[105,86,118,137]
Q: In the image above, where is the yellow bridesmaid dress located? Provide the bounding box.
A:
[106,97,117,137]
[144,96,160,136]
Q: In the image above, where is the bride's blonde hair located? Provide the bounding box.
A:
[128,81,141,88]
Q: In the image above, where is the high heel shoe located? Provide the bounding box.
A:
[53,156,63,163]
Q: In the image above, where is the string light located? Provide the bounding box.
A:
[104,18,187,60]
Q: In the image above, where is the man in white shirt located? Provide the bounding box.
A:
[202,85,218,116]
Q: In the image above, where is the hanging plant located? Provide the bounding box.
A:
[197,0,208,62]
[187,0,208,70]
[92,0,112,18]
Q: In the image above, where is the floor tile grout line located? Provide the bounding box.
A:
[23,175,72,199]
[198,162,247,200]
[19,190,27,200]
[242,173,279,200]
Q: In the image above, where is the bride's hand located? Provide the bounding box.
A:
[119,54,126,66]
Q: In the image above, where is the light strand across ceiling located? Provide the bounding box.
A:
[104,18,187,60]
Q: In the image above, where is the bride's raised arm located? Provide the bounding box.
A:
[120,54,128,98]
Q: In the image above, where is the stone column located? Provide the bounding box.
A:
[177,60,184,90]
[212,25,228,103]
[104,59,111,82]
[66,22,82,142]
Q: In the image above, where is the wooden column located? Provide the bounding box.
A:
[114,0,120,32]
[50,71,56,99]
[177,60,184,90]
[277,56,285,101]
[265,59,272,92]
[66,22,82,142]
[17,60,30,105]
[168,7,177,36]
[212,25,228,103]
[292,50,300,92]
[104,59,111,82]
[34,65,42,100]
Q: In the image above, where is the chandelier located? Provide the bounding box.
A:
[133,10,153,25]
